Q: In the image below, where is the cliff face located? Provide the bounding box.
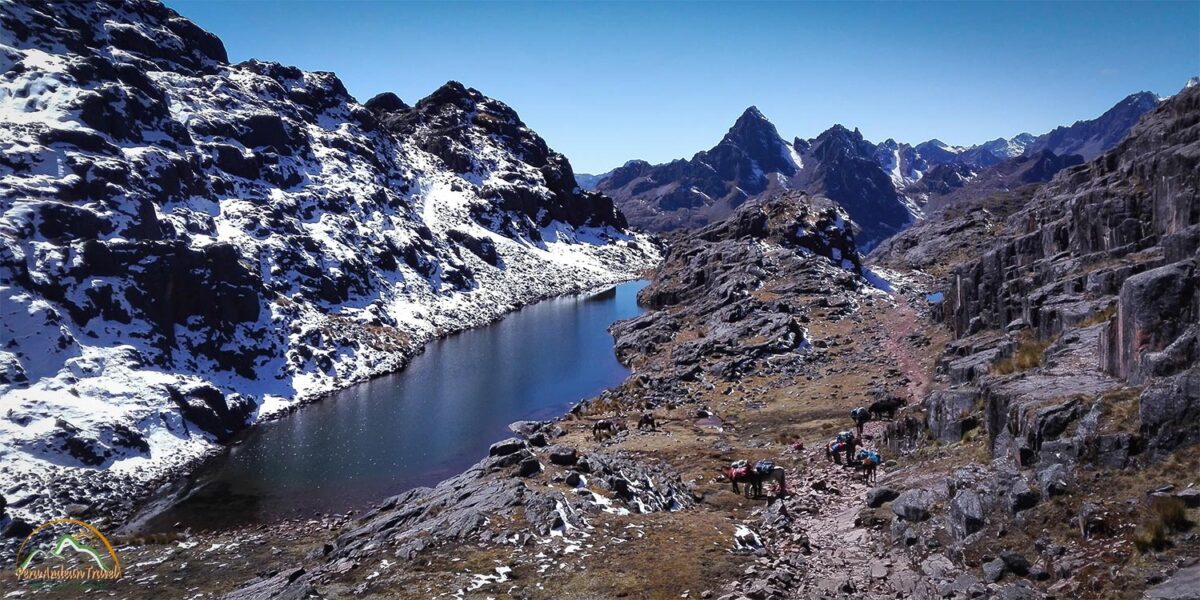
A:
[919,86,1199,468]
[946,85,1198,344]
[853,85,1200,600]
[0,0,658,521]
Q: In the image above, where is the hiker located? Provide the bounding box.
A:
[830,430,858,465]
[850,406,870,437]
[855,448,882,484]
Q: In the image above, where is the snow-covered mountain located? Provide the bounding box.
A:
[913,149,1086,213]
[0,0,658,518]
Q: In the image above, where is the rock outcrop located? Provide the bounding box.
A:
[864,79,1199,600]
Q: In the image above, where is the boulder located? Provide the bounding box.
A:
[517,457,542,477]
[1009,479,1040,513]
[2,518,34,539]
[925,389,981,441]
[1110,259,1197,384]
[547,446,578,466]
[223,567,313,600]
[983,558,1007,583]
[1144,563,1200,599]
[488,437,526,457]
[1037,463,1071,497]
[891,489,938,522]
[866,486,899,508]
[1079,502,1110,539]
[999,551,1031,576]
[950,490,985,538]
[1138,369,1200,459]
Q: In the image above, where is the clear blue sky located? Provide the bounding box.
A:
[167,0,1199,174]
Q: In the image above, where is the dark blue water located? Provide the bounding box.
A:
[143,280,646,531]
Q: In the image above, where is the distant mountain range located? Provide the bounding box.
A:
[580,90,1168,246]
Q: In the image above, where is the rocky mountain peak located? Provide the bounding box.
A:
[811,124,877,162]
[715,106,796,175]
[364,92,410,113]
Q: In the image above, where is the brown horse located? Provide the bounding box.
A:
[723,465,788,499]
[855,449,881,484]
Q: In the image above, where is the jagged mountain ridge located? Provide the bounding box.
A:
[589,91,1161,244]
[910,149,1087,214]
[1023,91,1160,160]
[595,107,800,232]
[0,0,658,519]
[596,109,913,247]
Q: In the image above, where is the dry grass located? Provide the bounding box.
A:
[1096,387,1143,434]
[1079,304,1118,328]
[1133,496,1191,553]
[992,334,1054,375]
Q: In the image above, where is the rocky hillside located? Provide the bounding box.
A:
[1024,91,1161,160]
[0,0,657,523]
[865,81,1199,598]
[202,189,898,600]
[910,149,1086,214]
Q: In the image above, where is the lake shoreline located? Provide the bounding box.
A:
[117,278,649,535]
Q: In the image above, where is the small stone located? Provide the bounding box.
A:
[870,562,888,579]
[518,457,542,477]
[64,503,90,517]
[983,558,1006,582]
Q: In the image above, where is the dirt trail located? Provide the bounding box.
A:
[880,293,935,402]
[741,292,940,599]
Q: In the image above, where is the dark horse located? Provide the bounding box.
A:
[869,395,908,420]
[593,419,623,440]
[637,412,657,431]
[723,465,788,499]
